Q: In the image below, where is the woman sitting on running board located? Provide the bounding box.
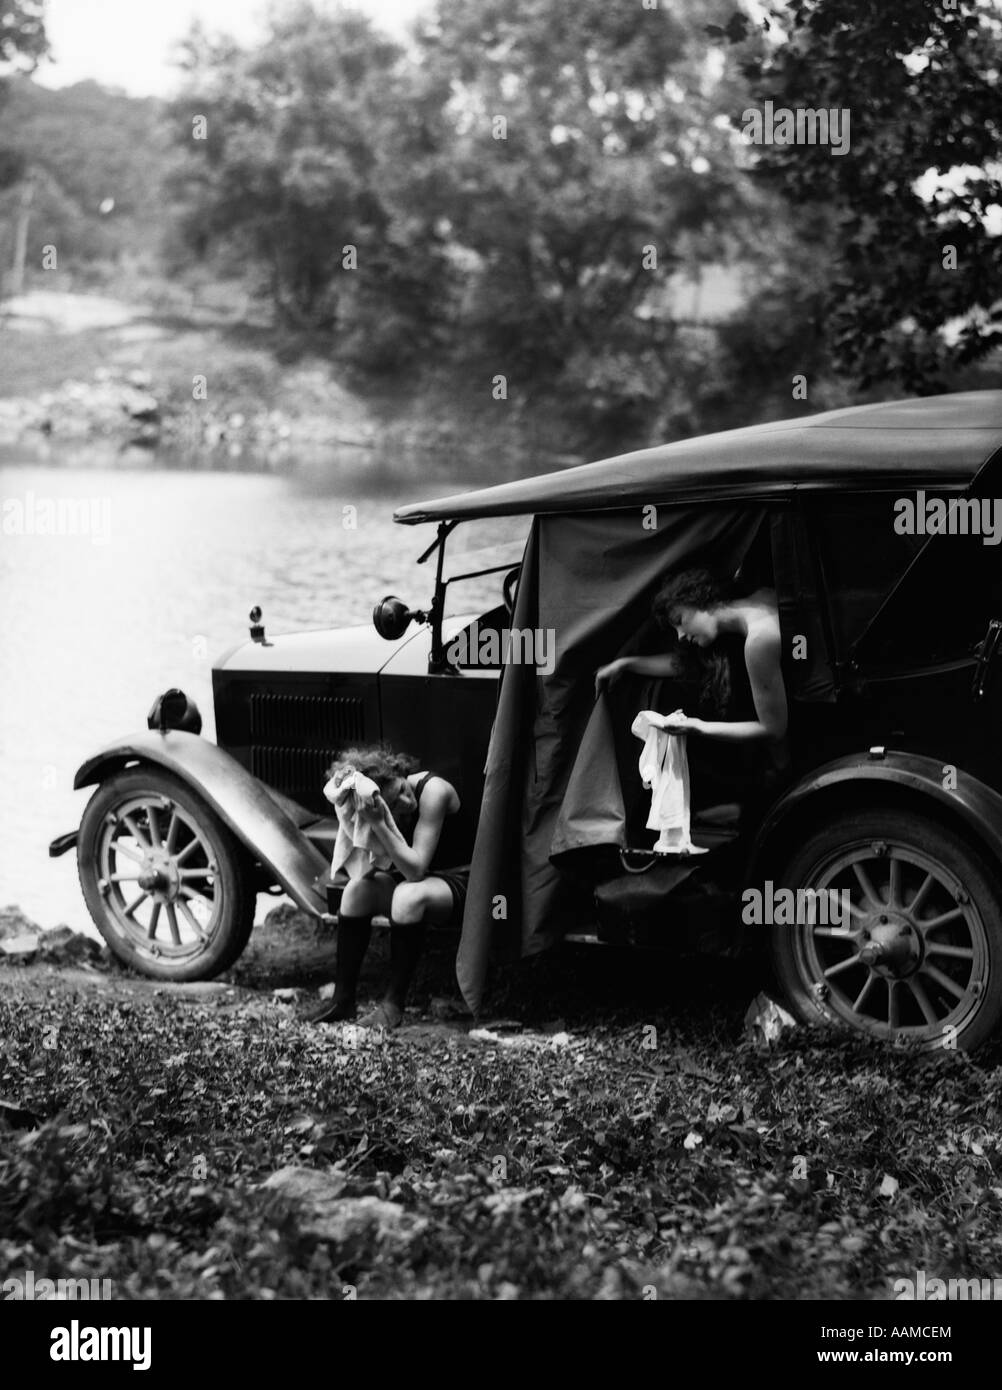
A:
[306,744,469,1030]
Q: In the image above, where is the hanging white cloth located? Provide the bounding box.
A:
[325,771,393,880]
[631,710,707,854]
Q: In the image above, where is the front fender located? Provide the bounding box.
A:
[74,731,328,916]
[750,748,1002,877]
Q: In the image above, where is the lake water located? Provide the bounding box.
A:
[0,446,524,932]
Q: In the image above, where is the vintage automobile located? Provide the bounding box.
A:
[52,389,1002,1050]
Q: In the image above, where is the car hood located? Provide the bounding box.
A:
[213,616,479,675]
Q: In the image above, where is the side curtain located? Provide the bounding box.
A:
[455,521,540,1014]
[456,505,765,1014]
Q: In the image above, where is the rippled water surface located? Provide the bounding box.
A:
[0,450,523,929]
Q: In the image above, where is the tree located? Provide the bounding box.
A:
[0,0,48,190]
[0,80,168,285]
[166,2,454,366]
[732,0,1002,391]
[416,0,758,427]
[0,0,46,73]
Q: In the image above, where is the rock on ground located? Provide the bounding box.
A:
[259,1166,427,1255]
[0,906,108,966]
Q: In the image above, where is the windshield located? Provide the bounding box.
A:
[441,516,528,617]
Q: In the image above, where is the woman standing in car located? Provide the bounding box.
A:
[596,567,791,801]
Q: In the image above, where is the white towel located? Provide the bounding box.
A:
[325,771,393,880]
[630,710,706,855]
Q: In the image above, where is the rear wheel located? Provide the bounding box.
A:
[770,808,1002,1051]
[78,767,255,981]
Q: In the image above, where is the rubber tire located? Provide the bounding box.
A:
[78,766,255,982]
[770,807,1002,1052]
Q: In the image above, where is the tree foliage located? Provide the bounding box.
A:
[0,0,47,189]
[0,80,167,276]
[167,0,767,433]
[415,0,751,391]
[735,0,1002,390]
[166,3,454,367]
[0,0,46,73]
[6,0,999,438]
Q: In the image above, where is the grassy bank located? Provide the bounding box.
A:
[2,912,1001,1301]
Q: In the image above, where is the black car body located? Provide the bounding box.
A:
[55,390,1002,1050]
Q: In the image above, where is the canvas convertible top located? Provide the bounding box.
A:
[426,390,1002,1013]
[395,391,1002,524]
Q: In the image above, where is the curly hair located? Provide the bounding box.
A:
[652,568,739,631]
[325,744,419,801]
[652,568,742,718]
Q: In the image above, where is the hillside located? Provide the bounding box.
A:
[0,77,169,291]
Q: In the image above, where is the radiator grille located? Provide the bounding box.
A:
[251,745,341,795]
[249,692,365,746]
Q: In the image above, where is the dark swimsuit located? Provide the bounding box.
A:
[687,631,792,821]
[362,772,470,924]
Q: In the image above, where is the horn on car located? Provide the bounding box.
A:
[372,596,427,641]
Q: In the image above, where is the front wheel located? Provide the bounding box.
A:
[770,807,1002,1052]
[78,767,255,981]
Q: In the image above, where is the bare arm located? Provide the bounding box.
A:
[681,628,788,743]
[595,652,682,695]
[363,779,459,881]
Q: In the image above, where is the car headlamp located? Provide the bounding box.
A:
[147,688,202,735]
